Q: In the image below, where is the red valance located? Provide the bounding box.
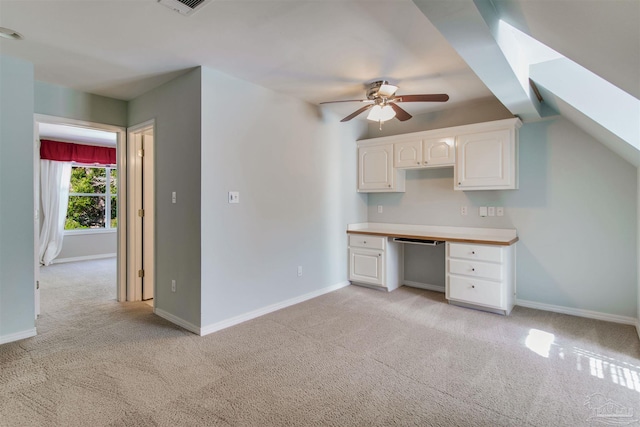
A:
[40,139,116,165]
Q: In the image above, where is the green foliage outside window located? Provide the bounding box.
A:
[65,166,117,230]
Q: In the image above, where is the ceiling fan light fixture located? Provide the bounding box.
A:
[367,104,396,122]
[0,27,23,40]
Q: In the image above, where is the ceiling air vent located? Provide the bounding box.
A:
[158,0,211,16]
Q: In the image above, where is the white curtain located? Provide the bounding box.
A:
[39,160,72,266]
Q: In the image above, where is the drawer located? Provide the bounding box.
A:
[448,275,503,309]
[349,234,385,250]
[448,243,502,263]
[448,259,502,281]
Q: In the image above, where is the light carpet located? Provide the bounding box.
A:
[1,258,639,426]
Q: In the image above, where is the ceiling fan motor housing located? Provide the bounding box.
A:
[366,80,390,100]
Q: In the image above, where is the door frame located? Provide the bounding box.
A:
[127,120,155,302]
[33,114,128,305]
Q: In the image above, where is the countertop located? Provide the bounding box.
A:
[347,223,518,246]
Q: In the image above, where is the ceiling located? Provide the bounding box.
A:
[0,0,637,121]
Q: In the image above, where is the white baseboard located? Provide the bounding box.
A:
[0,328,37,345]
[52,253,116,264]
[154,308,200,335]
[200,281,351,337]
[403,280,445,293]
[516,299,638,326]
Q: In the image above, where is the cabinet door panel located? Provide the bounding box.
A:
[349,248,384,286]
[358,145,393,190]
[423,137,454,166]
[456,130,512,188]
[394,140,422,168]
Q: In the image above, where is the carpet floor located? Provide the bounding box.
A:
[1,258,639,426]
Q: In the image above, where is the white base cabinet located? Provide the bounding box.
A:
[446,242,516,315]
[348,234,402,291]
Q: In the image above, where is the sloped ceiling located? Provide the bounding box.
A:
[0,0,637,152]
[493,0,640,99]
[0,0,494,118]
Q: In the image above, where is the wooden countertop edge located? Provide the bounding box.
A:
[346,230,519,246]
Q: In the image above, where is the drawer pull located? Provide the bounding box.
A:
[363,241,366,244]
[471,285,475,289]
[471,251,476,255]
[471,268,475,272]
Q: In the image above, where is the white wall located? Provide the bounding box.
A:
[128,68,202,328]
[367,114,637,318]
[0,55,36,342]
[200,67,368,329]
[56,232,117,261]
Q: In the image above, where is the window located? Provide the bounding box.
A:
[65,165,117,231]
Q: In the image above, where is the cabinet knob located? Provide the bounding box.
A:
[424,161,428,164]
[458,182,461,185]
[363,241,366,244]
[471,285,475,289]
[416,161,420,164]
[378,253,382,257]
[471,251,476,255]
[471,268,475,272]
[388,184,391,187]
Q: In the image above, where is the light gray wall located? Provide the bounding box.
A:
[128,68,202,327]
[56,232,117,261]
[0,55,36,339]
[368,115,637,318]
[200,67,368,327]
[35,81,128,126]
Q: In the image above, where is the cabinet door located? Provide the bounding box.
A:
[394,140,423,168]
[456,129,514,189]
[423,137,455,167]
[358,144,394,191]
[349,247,384,287]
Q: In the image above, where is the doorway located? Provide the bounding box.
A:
[34,115,127,316]
[127,121,155,305]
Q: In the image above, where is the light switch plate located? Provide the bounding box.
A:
[377,205,383,213]
[496,207,504,217]
[488,206,495,217]
[228,191,240,204]
[479,206,488,217]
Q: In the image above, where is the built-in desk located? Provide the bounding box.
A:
[347,223,518,315]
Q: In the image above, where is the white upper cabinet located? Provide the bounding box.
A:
[394,138,455,168]
[358,144,406,192]
[357,118,521,192]
[455,128,517,190]
[394,140,422,168]
[423,137,455,167]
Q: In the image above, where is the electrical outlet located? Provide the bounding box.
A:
[297,266,303,277]
[171,279,176,292]
[496,207,504,217]
[377,205,383,214]
[460,206,467,216]
[228,191,240,204]
[172,191,177,204]
[488,206,495,217]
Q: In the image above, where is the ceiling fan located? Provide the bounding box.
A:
[320,80,449,125]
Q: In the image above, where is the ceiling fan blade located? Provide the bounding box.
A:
[389,103,412,121]
[340,104,374,122]
[378,84,398,97]
[396,94,449,103]
[319,99,372,105]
